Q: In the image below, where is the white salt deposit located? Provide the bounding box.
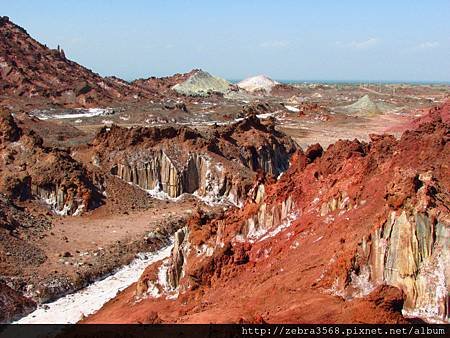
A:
[256,111,280,119]
[14,244,173,324]
[33,108,114,120]
[284,105,300,113]
[258,211,298,242]
[237,75,279,93]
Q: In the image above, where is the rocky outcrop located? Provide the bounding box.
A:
[345,285,409,324]
[86,102,449,324]
[166,227,190,289]
[373,211,447,321]
[31,184,87,216]
[111,152,235,201]
[243,191,296,243]
[337,172,449,322]
[0,110,21,142]
[111,150,248,205]
[93,116,296,206]
[132,69,200,98]
[111,150,183,197]
[0,111,103,215]
[319,128,448,323]
[387,99,450,133]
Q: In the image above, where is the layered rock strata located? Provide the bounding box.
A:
[91,116,296,205]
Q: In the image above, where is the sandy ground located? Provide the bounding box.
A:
[35,199,196,280]
[2,196,213,304]
[278,113,410,149]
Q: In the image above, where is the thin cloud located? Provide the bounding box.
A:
[336,37,380,49]
[259,40,290,48]
[417,41,440,49]
[69,37,83,44]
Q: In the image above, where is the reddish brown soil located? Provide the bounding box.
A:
[386,99,450,133]
[270,84,303,98]
[2,15,449,326]
[0,98,297,320]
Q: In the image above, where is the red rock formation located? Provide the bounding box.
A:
[85,101,449,324]
[297,102,329,116]
[0,16,152,107]
[0,109,103,215]
[410,99,450,126]
[270,83,303,97]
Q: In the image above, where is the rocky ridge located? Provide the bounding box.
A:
[0,16,152,107]
[131,69,200,97]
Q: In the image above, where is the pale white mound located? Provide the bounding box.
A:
[237,75,279,93]
[172,70,230,96]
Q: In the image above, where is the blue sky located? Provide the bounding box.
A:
[3,0,450,81]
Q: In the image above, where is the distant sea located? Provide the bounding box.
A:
[227,79,450,85]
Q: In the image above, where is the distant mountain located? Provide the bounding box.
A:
[0,16,150,107]
[131,69,199,96]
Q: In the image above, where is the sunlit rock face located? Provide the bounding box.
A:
[32,184,85,216]
[322,163,448,323]
[342,207,449,322]
[93,117,296,206]
[374,212,448,322]
[111,151,243,203]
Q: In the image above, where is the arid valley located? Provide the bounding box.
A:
[0,10,449,331]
